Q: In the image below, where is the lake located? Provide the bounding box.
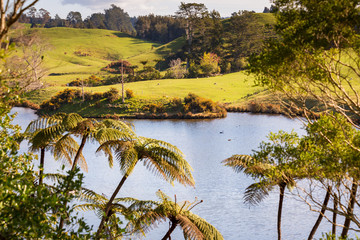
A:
[11,107,336,239]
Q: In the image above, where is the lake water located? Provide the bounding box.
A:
[11,107,338,239]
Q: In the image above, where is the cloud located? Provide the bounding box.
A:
[57,0,270,17]
[61,0,110,9]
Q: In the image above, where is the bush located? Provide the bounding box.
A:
[103,88,119,103]
[164,58,187,79]
[183,93,226,115]
[125,89,134,99]
[199,53,220,77]
[40,88,81,111]
[102,60,132,74]
[15,99,40,110]
[169,97,183,111]
[137,66,161,80]
[68,75,104,87]
[144,103,164,113]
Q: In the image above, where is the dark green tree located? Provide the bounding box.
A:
[176,2,209,68]
[104,4,135,34]
[66,11,83,28]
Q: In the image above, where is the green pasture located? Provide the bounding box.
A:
[27,71,264,104]
[19,27,266,107]
[35,27,162,74]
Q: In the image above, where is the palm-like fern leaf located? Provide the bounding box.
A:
[243,181,273,205]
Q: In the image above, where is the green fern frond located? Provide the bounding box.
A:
[75,203,99,212]
[243,181,272,205]
[185,212,224,240]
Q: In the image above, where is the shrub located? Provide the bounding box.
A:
[103,88,119,103]
[15,99,40,110]
[40,88,81,111]
[74,50,90,57]
[125,89,134,99]
[183,93,226,115]
[137,66,161,80]
[102,60,132,74]
[169,97,183,111]
[199,53,220,77]
[165,58,187,79]
[144,103,164,113]
[68,75,103,87]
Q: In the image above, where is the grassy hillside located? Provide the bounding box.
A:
[37,28,160,73]
[253,13,276,25]
[17,26,269,112]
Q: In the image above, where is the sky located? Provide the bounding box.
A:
[34,0,272,19]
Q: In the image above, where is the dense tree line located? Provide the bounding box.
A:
[19,5,135,35]
[135,14,185,43]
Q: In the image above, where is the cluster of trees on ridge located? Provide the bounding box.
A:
[3,0,360,239]
[19,4,135,34]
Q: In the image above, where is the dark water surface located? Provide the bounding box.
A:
[12,107,336,239]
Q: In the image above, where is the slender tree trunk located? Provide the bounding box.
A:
[341,181,358,238]
[121,60,124,103]
[277,183,286,240]
[308,186,331,240]
[332,193,338,236]
[96,174,129,239]
[161,220,178,240]
[38,147,45,185]
[70,134,88,172]
[60,135,88,230]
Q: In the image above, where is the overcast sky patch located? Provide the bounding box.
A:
[36,0,271,18]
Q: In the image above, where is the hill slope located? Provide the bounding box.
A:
[18,25,269,107]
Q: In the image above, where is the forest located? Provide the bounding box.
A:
[2,0,360,239]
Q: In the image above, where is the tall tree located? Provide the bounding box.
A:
[176,2,208,68]
[85,13,106,29]
[25,113,88,185]
[66,11,83,28]
[297,114,360,238]
[104,4,134,34]
[223,131,299,240]
[248,1,360,236]
[38,8,50,26]
[0,0,39,44]
[95,136,195,237]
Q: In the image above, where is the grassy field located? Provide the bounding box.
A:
[18,25,269,110]
[24,27,175,87]
[27,71,264,104]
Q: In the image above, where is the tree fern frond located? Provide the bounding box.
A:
[243,181,272,205]
[79,187,107,203]
[223,154,273,178]
[43,173,67,183]
[51,133,80,165]
[223,154,254,173]
[62,113,85,130]
[75,203,100,212]
[177,214,204,240]
[185,212,224,240]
